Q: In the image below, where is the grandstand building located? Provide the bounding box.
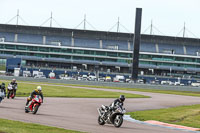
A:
[0,24,200,77]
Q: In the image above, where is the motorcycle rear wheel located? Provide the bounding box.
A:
[25,109,29,113]
[114,115,123,128]
[98,116,105,125]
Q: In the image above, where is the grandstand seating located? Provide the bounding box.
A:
[0,32,15,42]
[140,43,156,53]
[158,43,184,55]
[18,33,43,44]
[102,40,128,50]
[46,35,71,46]
[74,38,99,48]
[185,45,200,56]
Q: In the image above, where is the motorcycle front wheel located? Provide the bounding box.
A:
[33,104,39,114]
[98,116,105,125]
[7,91,10,99]
[114,115,123,128]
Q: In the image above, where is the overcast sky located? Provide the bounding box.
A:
[0,0,199,38]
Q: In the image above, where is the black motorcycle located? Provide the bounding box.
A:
[97,104,126,128]
[7,84,17,99]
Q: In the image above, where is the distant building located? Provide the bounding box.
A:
[0,24,200,76]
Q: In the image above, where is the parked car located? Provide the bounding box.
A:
[34,75,46,79]
[191,82,200,87]
[98,77,105,82]
[88,75,97,81]
[105,76,112,82]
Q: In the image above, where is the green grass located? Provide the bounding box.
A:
[0,118,83,133]
[17,80,200,97]
[49,83,200,97]
[0,80,149,98]
[2,79,200,98]
[127,104,200,128]
[23,81,200,97]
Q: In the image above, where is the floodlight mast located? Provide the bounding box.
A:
[131,8,142,81]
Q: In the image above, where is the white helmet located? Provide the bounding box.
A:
[37,86,42,91]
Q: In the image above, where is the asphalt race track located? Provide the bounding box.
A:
[1,87,200,133]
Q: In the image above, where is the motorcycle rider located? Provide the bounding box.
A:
[25,86,43,107]
[110,95,125,109]
[102,95,125,118]
[0,83,6,96]
[9,79,18,96]
[0,83,6,102]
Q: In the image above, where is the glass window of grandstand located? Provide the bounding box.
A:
[161,62,172,66]
[152,55,164,61]
[140,61,149,65]
[140,54,151,59]
[16,45,27,50]
[15,52,27,56]
[0,44,4,48]
[39,47,49,52]
[96,51,106,56]
[50,48,60,53]
[73,49,84,54]
[95,58,105,62]
[84,57,94,61]
[73,56,83,60]
[175,57,185,62]
[107,52,117,57]
[4,51,14,55]
[62,55,71,59]
[105,58,116,62]
[184,64,196,68]
[117,59,126,63]
[5,45,15,49]
[84,50,95,55]
[184,58,195,62]
[162,56,174,61]
[118,53,131,58]
[197,59,200,63]
[36,54,48,58]
[27,46,38,51]
[61,48,72,53]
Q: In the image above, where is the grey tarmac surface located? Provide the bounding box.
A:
[1,86,200,133]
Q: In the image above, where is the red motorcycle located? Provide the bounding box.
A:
[25,95,42,114]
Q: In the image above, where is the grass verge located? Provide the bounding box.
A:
[127,104,200,128]
[18,81,200,97]
[2,79,200,97]
[0,80,149,98]
[0,118,82,133]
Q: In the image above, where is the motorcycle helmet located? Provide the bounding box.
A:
[119,95,125,102]
[12,79,16,83]
[37,86,42,92]
[1,83,5,88]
